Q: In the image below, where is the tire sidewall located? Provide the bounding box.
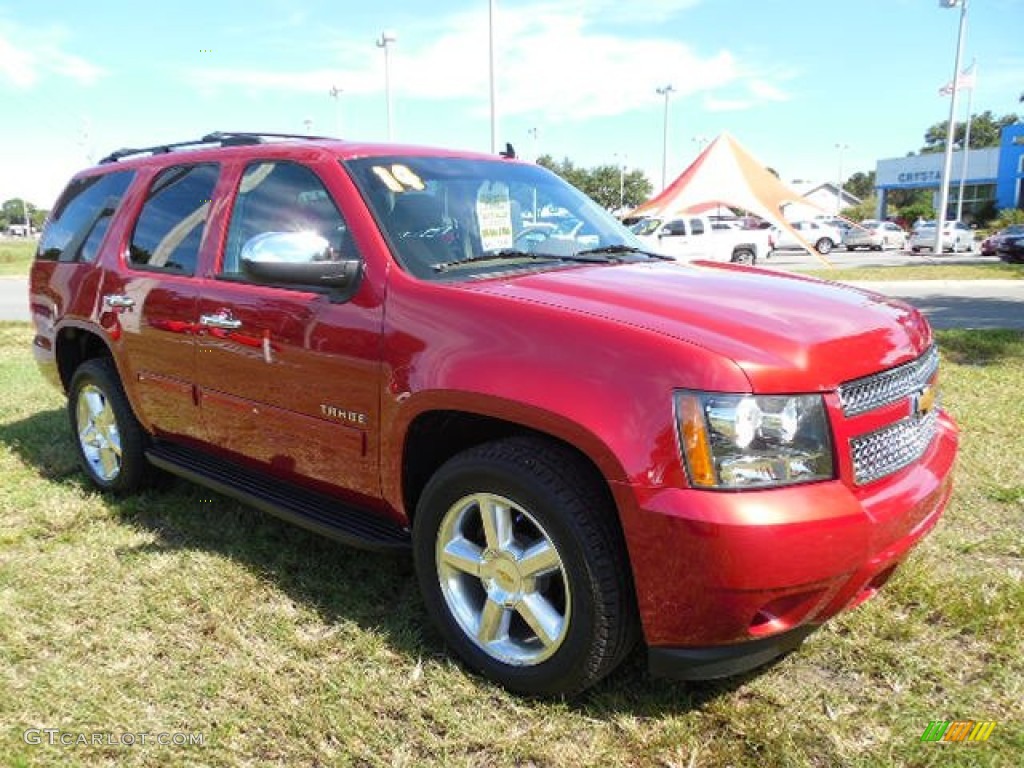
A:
[413,452,606,695]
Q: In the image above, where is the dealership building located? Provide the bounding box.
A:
[875,123,1024,222]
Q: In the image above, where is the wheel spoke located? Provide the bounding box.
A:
[477,597,511,644]
[441,537,484,576]
[479,495,513,551]
[518,539,560,579]
[516,593,564,648]
[98,444,119,478]
[84,390,106,419]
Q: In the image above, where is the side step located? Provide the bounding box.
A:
[146,442,411,552]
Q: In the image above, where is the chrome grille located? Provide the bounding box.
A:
[838,345,939,417]
[850,408,938,485]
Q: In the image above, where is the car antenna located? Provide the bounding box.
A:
[499,142,516,159]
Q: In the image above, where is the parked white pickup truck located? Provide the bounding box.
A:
[627,215,771,265]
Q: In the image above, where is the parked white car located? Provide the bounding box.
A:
[629,214,771,264]
[844,220,908,251]
[909,221,974,253]
[768,220,843,255]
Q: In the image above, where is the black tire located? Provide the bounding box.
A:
[731,248,755,266]
[815,238,834,255]
[412,436,637,696]
[68,357,153,493]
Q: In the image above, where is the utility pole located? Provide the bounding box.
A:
[936,0,969,253]
[376,31,397,140]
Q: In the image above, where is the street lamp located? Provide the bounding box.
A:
[835,143,850,215]
[329,85,343,137]
[488,0,498,153]
[614,152,628,210]
[376,30,398,140]
[656,85,676,191]
[935,0,968,254]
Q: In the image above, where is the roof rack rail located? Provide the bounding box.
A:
[98,131,337,164]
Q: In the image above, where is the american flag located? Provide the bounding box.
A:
[939,63,976,96]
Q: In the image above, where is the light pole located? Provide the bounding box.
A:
[835,143,850,215]
[656,84,676,191]
[376,30,397,140]
[692,135,709,156]
[488,0,498,153]
[329,85,343,137]
[303,117,313,135]
[935,0,968,254]
[614,152,628,210]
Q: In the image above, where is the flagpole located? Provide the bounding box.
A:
[935,0,968,254]
[955,59,976,222]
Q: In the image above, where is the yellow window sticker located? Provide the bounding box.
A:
[476,182,514,251]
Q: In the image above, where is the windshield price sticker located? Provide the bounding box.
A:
[476,182,514,251]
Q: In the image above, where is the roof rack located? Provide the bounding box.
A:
[98,131,337,164]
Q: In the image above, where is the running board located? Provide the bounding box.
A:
[146,442,411,552]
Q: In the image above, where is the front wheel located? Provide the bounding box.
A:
[814,238,834,255]
[413,437,636,696]
[68,358,153,493]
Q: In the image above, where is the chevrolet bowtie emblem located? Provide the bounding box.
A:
[912,385,936,419]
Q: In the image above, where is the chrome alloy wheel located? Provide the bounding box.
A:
[435,493,571,666]
[75,384,122,482]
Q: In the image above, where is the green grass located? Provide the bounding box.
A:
[1,321,1021,766]
[799,263,1024,282]
[0,240,35,277]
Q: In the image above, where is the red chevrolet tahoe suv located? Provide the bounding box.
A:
[29,132,958,696]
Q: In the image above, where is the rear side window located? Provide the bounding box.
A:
[129,164,219,274]
[37,171,135,262]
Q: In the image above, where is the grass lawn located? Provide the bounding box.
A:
[799,263,1024,282]
[1,321,1021,767]
[0,240,35,277]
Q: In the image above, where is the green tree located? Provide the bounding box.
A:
[844,171,876,200]
[920,111,1020,153]
[842,195,877,222]
[537,155,652,210]
[993,208,1024,229]
[2,198,35,226]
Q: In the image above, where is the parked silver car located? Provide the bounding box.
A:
[909,221,974,253]
[768,220,843,255]
[845,220,908,251]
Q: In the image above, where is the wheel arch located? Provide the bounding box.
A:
[398,403,628,529]
[54,323,114,392]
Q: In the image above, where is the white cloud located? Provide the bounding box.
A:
[184,0,789,121]
[0,20,105,89]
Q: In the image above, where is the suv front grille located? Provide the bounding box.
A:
[849,408,939,485]
[838,345,939,417]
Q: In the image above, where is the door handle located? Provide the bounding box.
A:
[199,312,242,330]
[102,294,135,310]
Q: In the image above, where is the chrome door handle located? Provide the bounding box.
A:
[102,294,135,309]
[199,313,242,330]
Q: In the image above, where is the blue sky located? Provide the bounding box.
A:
[1,0,1021,209]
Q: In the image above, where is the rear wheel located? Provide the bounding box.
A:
[413,437,636,696]
[68,358,153,493]
[814,238,834,255]
[731,249,755,265]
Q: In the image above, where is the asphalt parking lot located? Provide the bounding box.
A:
[760,245,995,271]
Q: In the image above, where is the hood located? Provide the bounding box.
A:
[461,262,932,393]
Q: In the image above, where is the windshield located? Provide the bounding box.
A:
[344,155,645,280]
[629,217,663,236]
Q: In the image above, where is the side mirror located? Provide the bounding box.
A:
[240,231,360,287]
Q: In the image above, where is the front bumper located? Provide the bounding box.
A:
[614,411,958,679]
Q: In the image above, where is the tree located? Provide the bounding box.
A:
[537,155,653,210]
[844,171,876,200]
[2,198,35,226]
[842,195,878,222]
[920,111,1020,153]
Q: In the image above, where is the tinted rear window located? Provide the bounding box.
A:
[129,164,219,274]
[37,171,135,262]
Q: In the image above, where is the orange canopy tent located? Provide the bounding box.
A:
[628,132,833,265]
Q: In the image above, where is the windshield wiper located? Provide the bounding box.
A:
[433,249,611,273]
[574,244,673,261]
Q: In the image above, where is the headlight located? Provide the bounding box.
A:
[675,391,834,489]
